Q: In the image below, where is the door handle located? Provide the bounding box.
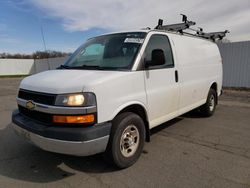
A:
[175,70,178,82]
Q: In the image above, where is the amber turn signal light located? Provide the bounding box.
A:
[53,114,95,124]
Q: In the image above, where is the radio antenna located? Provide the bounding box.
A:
[40,23,50,69]
[40,25,47,53]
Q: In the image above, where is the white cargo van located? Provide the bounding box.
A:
[12,29,222,168]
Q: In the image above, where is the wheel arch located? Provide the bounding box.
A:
[210,82,218,104]
[112,102,150,142]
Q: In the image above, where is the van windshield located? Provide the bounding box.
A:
[62,32,146,70]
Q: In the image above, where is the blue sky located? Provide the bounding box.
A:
[0,0,109,53]
[0,0,249,54]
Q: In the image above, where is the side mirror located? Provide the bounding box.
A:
[145,49,165,68]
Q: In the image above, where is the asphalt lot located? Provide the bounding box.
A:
[0,77,250,188]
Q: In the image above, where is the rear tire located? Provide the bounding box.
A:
[105,112,145,169]
[200,88,217,117]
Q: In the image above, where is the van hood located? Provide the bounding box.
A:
[20,69,127,94]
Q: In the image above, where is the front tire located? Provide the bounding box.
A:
[200,88,217,117]
[105,112,145,169]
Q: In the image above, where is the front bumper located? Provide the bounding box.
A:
[12,110,111,156]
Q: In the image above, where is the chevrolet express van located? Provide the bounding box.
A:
[12,30,222,168]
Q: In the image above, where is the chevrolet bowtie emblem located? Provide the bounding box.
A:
[26,100,35,110]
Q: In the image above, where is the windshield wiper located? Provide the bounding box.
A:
[58,64,127,71]
[57,65,70,69]
[57,64,103,70]
[71,65,106,70]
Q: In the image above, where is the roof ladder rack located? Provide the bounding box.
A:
[153,14,229,42]
[155,14,196,34]
[196,28,230,41]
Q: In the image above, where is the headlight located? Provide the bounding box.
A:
[55,93,96,106]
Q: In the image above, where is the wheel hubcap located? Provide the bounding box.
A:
[209,95,215,112]
[120,125,139,158]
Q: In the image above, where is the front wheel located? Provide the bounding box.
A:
[105,112,145,169]
[200,88,217,117]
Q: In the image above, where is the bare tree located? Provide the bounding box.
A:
[0,51,71,59]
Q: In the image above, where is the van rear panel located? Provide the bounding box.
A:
[169,34,222,113]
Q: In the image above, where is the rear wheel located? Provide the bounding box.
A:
[200,88,217,117]
[105,112,145,169]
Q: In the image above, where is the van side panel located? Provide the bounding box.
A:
[170,35,222,115]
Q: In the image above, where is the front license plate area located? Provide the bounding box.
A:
[18,128,31,140]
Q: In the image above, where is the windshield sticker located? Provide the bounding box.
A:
[124,38,144,44]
